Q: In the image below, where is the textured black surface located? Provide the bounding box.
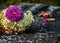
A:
[0,32,57,43]
[0,3,60,43]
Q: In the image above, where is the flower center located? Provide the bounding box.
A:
[5,6,24,22]
[12,10,17,15]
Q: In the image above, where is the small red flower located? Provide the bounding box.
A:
[42,13,50,19]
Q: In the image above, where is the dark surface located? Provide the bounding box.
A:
[0,3,60,43]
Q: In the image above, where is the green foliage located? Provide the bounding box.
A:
[0,0,60,6]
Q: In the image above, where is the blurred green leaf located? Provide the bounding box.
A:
[0,0,60,6]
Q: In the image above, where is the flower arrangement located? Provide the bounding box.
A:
[0,6,34,34]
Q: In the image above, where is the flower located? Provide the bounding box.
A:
[42,13,50,19]
[42,21,47,26]
[18,11,34,26]
[5,6,24,22]
[0,10,34,34]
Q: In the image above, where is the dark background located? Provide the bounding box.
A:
[0,0,60,6]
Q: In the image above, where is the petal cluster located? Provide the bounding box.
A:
[0,7,34,34]
[5,6,24,22]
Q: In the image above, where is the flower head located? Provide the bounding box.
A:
[42,13,50,19]
[42,21,47,26]
[5,6,24,22]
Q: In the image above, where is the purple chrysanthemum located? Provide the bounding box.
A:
[5,6,24,22]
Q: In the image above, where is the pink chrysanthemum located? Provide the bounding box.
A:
[5,6,24,22]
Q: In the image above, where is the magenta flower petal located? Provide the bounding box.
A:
[42,21,47,26]
[5,6,24,22]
